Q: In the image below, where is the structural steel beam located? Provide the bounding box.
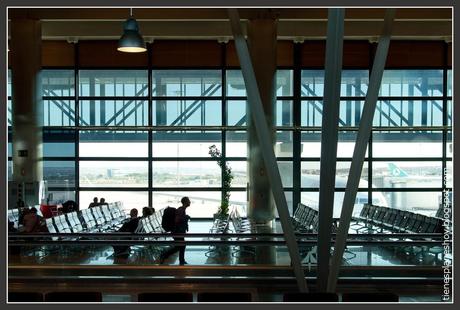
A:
[327,9,395,292]
[316,8,345,292]
[227,8,308,293]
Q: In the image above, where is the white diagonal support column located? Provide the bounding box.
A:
[316,8,345,292]
[228,8,308,293]
[327,9,395,292]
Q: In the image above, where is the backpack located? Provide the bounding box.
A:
[161,207,177,232]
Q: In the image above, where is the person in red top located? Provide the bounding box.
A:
[23,207,43,233]
[159,197,191,265]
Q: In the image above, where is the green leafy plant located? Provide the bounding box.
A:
[209,145,233,218]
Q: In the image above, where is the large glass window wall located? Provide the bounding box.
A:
[6,56,452,219]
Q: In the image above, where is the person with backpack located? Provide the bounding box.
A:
[159,197,191,265]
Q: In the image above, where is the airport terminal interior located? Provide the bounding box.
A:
[6,7,453,303]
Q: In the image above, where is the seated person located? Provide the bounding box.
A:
[23,207,44,233]
[113,208,140,256]
[62,200,78,213]
[142,206,153,218]
[99,198,109,206]
[88,197,99,208]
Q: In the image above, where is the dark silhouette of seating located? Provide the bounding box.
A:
[342,292,399,302]
[197,292,252,302]
[138,292,193,302]
[283,292,339,302]
[8,292,43,302]
[44,291,102,302]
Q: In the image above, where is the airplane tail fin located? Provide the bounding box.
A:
[388,163,409,177]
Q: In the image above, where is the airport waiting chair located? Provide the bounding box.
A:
[283,292,339,302]
[138,292,193,302]
[342,292,399,302]
[65,212,84,233]
[81,209,99,232]
[44,291,102,302]
[8,292,44,302]
[197,292,252,302]
[52,215,72,234]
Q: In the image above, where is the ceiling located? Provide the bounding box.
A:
[7,8,452,41]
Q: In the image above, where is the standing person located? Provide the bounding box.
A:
[160,197,191,265]
[88,197,98,208]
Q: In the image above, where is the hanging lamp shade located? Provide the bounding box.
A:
[117,17,146,53]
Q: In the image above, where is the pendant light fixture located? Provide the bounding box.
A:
[117,8,147,53]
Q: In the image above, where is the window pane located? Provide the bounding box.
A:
[153,100,221,126]
[446,161,452,188]
[301,100,322,126]
[80,161,148,187]
[447,100,452,126]
[80,191,148,212]
[301,192,367,218]
[374,100,443,127]
[152,161,221,188]
[279,161,293,187]
[335,161,368,188]
[226,70,291,97]
[301,100,365,127]
[152,70,221,97]
[340,70,369,97]
[274,192,293,217]
[79,100,148,126]
[226,131,247,157]
[447,131,452,158]
[43,100,76,126]
[227,161,247,187]
[300,131,368,158]
[228,191,248,214]
[42,70,75,97]
[374,191,441,216]
[80,131,148,157]
[152,131,221,157]
[301,161,368,188]
[337,131,369,158]
[276,100,293,126]
[226,70,246,96]
[152,191,219,218]
[301,70,324,97]
[79,70,148,97]
[43,161,76,187]
[48,190,76,204]
[379,70,443,97]
[8,69,12,97]
[43,129,76,157]
[373,131,442,157]
[8,161,12,181]
[7,100,12,126]
[447,70,452,97]
[301,131,321,158]
[276,131,293,157]
[301,70,369,97]
[227,100,246,126]
[276,70,293,96]
[373,161,442,188]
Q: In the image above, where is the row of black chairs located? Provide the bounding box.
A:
[8,291,399,302]
[45,202,129,238]
[352,204,443,234]
[8,206,44,229]
[291,203,320,233]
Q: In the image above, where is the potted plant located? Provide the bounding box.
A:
[208,145,233,220]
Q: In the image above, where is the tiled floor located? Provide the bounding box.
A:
[9,219,442,267]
